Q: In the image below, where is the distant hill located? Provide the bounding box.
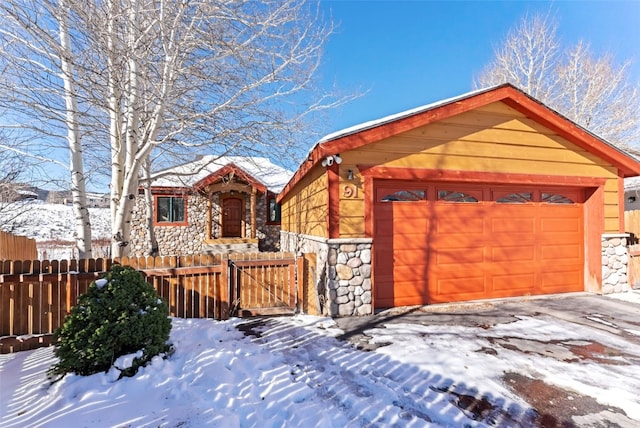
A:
[2,200,112,259]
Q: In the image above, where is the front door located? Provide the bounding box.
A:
[222,197,243,237]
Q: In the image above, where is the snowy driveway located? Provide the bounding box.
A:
[333,292,640,427]
[2,293,640,427]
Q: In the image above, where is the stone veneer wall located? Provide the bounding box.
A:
[129,192,280,256]
[129,194,207,256]
[602,233,630,294]
[281,231,373,316]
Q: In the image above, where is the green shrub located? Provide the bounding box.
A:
[49,265,172,380]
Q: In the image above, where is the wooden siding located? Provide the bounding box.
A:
[280,164,328,237]
[338,101,621,236]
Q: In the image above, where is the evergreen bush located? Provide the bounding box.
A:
[49,265,172,379]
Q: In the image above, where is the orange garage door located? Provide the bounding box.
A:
[373,182,584,307]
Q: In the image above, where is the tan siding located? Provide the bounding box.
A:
[339,198,365,237]
[280,165,328,237]
[336,101,621,235]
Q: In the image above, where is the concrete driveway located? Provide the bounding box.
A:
[333,293,640,427]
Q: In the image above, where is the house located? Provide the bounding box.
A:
[128,155,293,256]
[278,84,640,316]
[86,192,110,208]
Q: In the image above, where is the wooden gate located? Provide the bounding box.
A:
[229,253,300,317]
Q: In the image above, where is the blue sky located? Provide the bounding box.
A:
[317,0,640,135]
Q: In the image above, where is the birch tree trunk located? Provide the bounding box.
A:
[0,0,351,259]
[57,0,92,258]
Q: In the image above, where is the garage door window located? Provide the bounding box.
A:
[496,192,532,203]
[381,190,425,202]
[542,193,574,204]
[437,190,478,203]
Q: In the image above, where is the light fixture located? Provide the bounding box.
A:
[321,154,342,168]
[347,169,354,180]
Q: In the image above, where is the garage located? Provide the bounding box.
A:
[278,84,640,316]
[374,181,585,306]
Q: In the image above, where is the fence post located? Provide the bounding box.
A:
[295,254,304,312]
[219,254,229,320]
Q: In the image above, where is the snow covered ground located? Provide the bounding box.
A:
[2,200,111,259]
[2,293,640,428]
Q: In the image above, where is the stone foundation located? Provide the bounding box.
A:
[602,233,630,294]
[281,232,373,316]
[283,232,634,317]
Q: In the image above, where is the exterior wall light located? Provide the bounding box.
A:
[321,154,343,167]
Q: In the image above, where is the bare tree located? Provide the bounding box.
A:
[475,12,640,148]
[0,151,38,233]
[0,0,347,258]
[0,0,94,257]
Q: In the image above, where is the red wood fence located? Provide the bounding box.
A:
[0,252,306,353]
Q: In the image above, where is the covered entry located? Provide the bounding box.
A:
[373,181,585,307]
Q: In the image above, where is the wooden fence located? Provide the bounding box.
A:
[625,210,640,287]
[0,230,37,261]
[0,252,307,353]
[625,210,640,243]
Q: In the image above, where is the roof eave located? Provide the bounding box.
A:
[278,84,640,201]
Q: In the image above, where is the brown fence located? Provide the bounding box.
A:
[625,211,640,287]
[0,252,308,353]
[625,210,640,242]
[0,230,37,260]
[628,244,640,288]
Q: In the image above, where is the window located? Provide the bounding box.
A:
[268,197,281,223]
[496,192,532,203]
[541,193,574,204]
[437,190,478,203]
[156,196,186,223]
[380,190,425,202]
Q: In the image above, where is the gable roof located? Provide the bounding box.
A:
[192,163,268,193]
[149,155,293,193]
[279,83,640,202]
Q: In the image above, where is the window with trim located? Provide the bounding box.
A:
[437,190,479,203]
[267,197,281,223]
[496,192,532,203]
[156,196,186,224]
[380,190,425,202]
[541,193,574,204]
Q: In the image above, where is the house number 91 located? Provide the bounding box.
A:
[342,184,357,198]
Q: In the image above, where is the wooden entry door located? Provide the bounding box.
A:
[222,197,243,237]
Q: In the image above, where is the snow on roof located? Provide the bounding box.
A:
[150,155,293,193]
[316,86,496,146]
[313,84,639,174]
[16,189,38,197]
[625,176,640,191]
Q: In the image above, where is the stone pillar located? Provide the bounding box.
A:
[602,233,630,293]
[326,239,373,316]
[279,232,373,317]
